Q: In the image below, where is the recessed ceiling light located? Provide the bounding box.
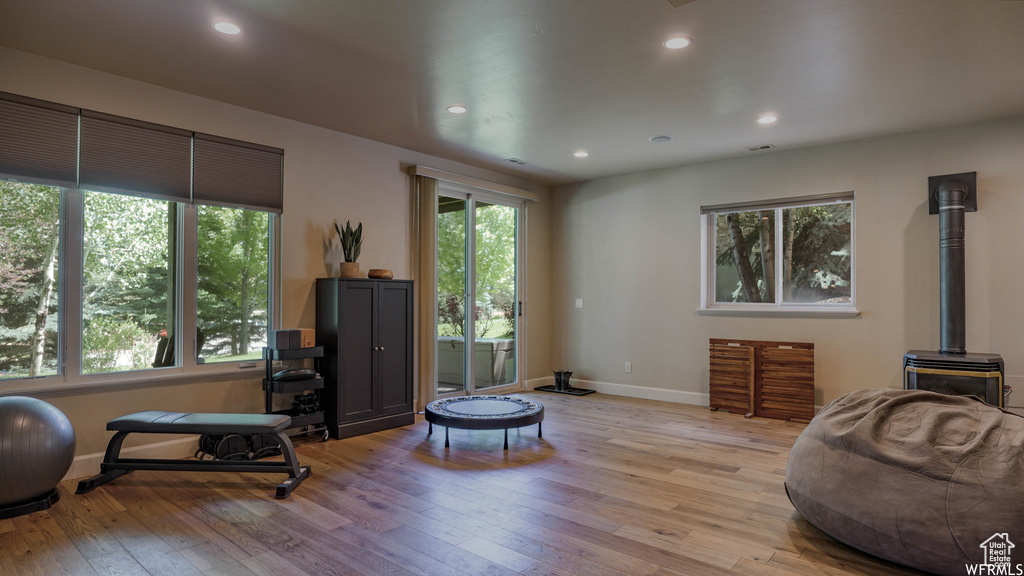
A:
[663,36,692,49]
[758,114,779,125]
[574,151,589,158]
[446,104,468,114]
[214,21,241,35]
[649,135,673,143]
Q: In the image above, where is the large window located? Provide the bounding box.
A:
[702,193,855,311]
[0,90,282,387]
[0,178,275,383]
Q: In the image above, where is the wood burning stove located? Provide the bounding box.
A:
[903,351,1005,407]
[903,173,1006,406]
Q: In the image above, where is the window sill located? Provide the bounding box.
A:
[697,307,861,319]
[0,365,264,398]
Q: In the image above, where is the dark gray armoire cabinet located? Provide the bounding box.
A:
[315,278,414,439]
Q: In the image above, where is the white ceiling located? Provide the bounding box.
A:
[2,0,1024,185]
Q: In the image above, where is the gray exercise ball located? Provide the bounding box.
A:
[0,396,76,507]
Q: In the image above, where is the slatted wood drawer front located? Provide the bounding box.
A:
[709,342,754,416]
[758,344,815,422]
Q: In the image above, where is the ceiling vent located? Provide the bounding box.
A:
[747,144,775,152]
[505,158,528,166]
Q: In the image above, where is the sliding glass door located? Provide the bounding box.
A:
[436,190,520,396]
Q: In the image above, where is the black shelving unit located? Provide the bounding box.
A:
[262,346,329,440]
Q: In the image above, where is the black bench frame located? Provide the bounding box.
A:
[76,412,310,499]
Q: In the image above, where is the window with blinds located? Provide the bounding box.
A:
[0,91,283,386]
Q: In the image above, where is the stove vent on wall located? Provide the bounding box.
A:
[903,172,1007,407]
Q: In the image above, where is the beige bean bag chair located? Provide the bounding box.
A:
[786,388,1024,575]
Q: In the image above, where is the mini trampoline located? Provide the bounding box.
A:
[425,395,544,450]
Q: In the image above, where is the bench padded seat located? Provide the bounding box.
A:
[108,411,291,435]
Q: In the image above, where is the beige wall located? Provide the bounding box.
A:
[551,115,1024,408]
[0,47,553,470]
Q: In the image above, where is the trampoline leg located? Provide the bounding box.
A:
[444,427,449,448]
[428,422,433,435]
[504,429,509,450]
[538,422,543,438]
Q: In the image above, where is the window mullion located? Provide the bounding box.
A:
[465,196,475,392]
[775,207,785,306]
[701,213,712,308]
[62,188,84,379]
[268,213,280,331]
[180,203,197,369]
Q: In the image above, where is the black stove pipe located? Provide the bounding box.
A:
[937,179,967,354]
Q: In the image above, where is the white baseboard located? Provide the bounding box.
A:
[525,376,710,407]
[65,435,199,483]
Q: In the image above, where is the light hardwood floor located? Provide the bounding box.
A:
[0,392,927,576]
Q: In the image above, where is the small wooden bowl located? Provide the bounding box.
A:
[368,269,394,279]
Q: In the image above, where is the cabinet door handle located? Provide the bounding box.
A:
[379,346,385,351]
[373,346,379,351]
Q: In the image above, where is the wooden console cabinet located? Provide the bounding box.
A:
[315,278,414,439]
[709,338,814,422]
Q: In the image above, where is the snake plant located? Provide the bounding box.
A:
[335,220,363,262]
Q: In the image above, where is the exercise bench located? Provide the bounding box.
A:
[76,411,311,499]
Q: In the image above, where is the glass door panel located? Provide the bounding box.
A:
[436,195,467,394]
[473,202,517,391]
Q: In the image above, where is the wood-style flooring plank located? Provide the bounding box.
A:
[335,520,476,576]
[87,550,151,576]
[463,504,664,576]
[240,550,315,576]
[418,505,535,551]
[178,541,259,576]
[382,523,521,576]
[0,528,51,576]
[47,485,127,560]
[457,535,540,572]
[12,510,101,576]
[96,510,203,576]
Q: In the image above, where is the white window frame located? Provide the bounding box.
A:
[0,183,279,395]
[699,192,858,317]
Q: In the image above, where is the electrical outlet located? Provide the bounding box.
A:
[625,362,632,373]
[575,298,584,309]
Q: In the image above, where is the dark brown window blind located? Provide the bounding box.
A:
[0,92,79,188]
[193,133,283,213]
[79,110,192,202]
[1,92,284,210]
